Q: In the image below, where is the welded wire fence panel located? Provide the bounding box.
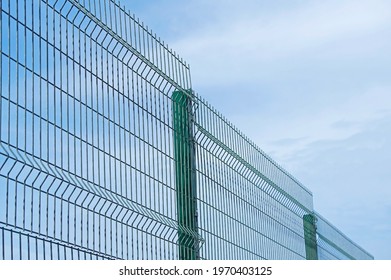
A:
[0,0,192,260]
[0,0,373,260]
[315,213,373,260]
[193,95,314,260]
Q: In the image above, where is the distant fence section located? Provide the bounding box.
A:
[0,0,373,260]
[315,213,373,260]
[192,93,315,260]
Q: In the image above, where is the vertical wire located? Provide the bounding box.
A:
[64,5,74,258]
[103,4,110,257]
[28,0,35,260]
[13,4,20,261]
[71,7,79,258]
[114,17,121,261]
[156,39,164,260]
[20,0,27,258]
[124,41,131,261]
[36,0,43,259]
[110,25,117,261]
[116,6,124,261]
[83,15,90,260]
[135,26,142,260]
[221,124,228,259]
[80,14,87,259]
[96,0,103,256]
[146,39,153,261]
[140,24,146,259]
[203,105,210,259]
[152,79,158,260]
[119,7,127,261]
[156,72,163,260]
[130,43,136,260]
[107,20,115,260]
[91,20,98,261]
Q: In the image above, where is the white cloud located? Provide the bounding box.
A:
[171,0,391,86]
[231,85,391,165]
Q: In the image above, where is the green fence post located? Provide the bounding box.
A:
[172,90,198,260]
[303,214,318,260]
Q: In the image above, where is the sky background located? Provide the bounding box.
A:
[123,0,391,259]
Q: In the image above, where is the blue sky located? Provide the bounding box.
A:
[123,0,391,259]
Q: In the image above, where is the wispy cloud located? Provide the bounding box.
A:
[171,0,391,86]
[234,85,391,164]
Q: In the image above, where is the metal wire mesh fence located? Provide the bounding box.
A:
[315,213,373,260]
[0,0,193,260]
[192,94,314,260]
[0,0,373,260]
